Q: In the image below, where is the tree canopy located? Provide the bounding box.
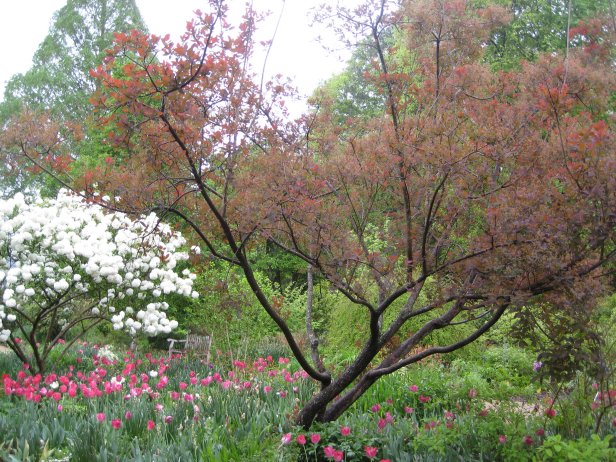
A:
[0,0,148,197]
[485,0,614,69]
[0,0,147,123]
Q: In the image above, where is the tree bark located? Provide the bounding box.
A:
[305,264,325,372]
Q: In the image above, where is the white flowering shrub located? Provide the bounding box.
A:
[0,190,198,372]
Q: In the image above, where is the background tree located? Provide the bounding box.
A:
[314,37,390,125]
[484,0,613,69]
[0,0,147,196]
[1,0,613,427]
[0,0,147,123]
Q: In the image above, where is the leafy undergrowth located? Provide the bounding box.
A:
[0,343,614,461]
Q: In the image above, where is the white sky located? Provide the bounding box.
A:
[0,0,356,113]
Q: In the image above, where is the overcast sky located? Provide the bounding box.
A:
[0,0,357,113]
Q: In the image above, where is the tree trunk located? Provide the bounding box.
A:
[305,264,325,372]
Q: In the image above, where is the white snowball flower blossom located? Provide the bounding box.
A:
[0,190,198,342]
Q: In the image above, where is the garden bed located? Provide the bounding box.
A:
[0,342,614,461]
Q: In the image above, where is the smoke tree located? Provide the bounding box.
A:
[1,0,613,426]
[0,190,197,373]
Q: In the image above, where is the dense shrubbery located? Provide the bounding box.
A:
[165,262,313,348]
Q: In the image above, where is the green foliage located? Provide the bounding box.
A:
[485,0,612,69]
[321,276,489,366]
[314,27,417,127]
[447,350,535,399]
[244,336,295,361]
[315,39,385,125]
[0,0,147,123]
[534,434,616,462]
[251,242,307,289]
[0,0,148,197]
[164,262,315,351]
[320,292,371,364]
[0,352,22,378]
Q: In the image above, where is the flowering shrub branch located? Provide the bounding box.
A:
[0,190,197,373]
